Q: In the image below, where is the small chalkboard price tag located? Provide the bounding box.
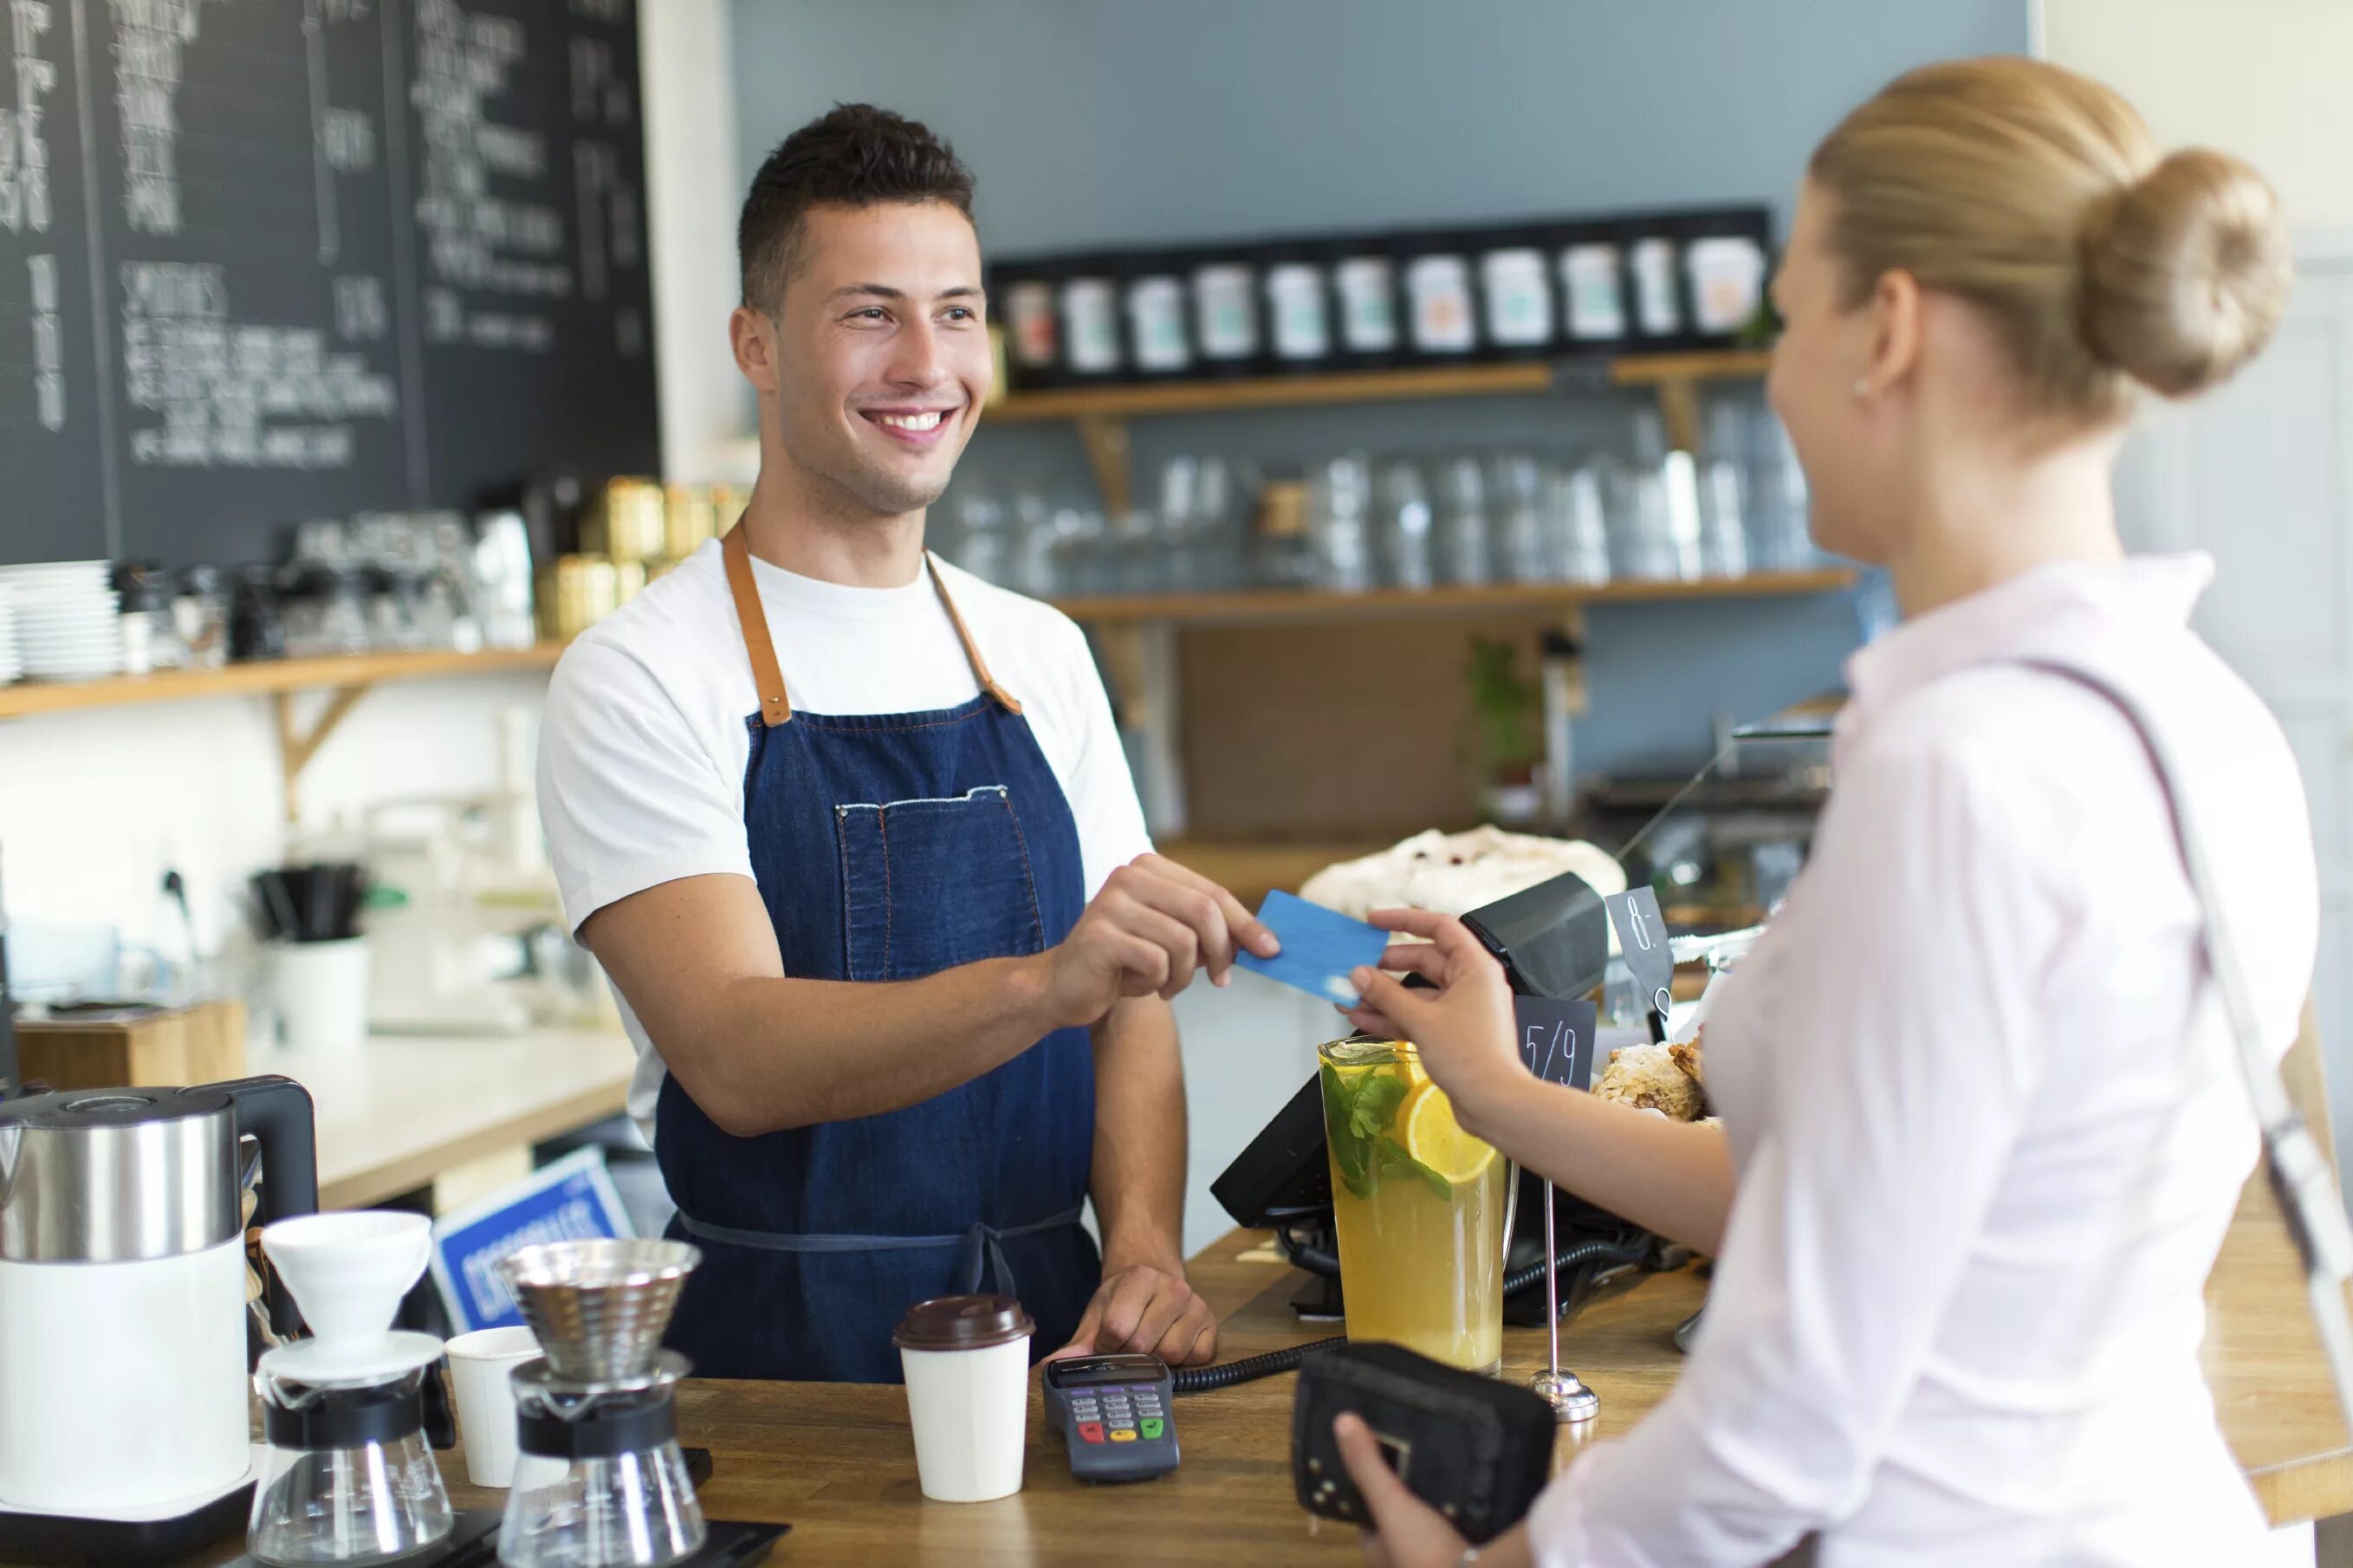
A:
[1604,886,1676,1042]
[1515,997,1599,1091]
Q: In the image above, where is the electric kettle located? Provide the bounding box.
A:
[0,1076,317,1518]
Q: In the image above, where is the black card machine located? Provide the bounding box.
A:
[1455,869,1611,1002]
[1047,1353,1180,1482]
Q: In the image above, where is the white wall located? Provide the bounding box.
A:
[640,0,752,483]
[2043,0,2353,229]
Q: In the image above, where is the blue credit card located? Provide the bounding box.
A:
[1233,890,1390,1008]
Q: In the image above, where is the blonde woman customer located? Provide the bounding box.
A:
[1331,57,2316,1568]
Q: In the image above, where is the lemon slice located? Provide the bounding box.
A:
[1396,1080,1495,1185]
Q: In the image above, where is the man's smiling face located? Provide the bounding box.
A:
[763,200,991,520]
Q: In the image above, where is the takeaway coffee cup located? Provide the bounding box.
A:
[444,1325,541,1487]
[894,1294,1035,1503]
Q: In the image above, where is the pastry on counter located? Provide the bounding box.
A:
[1593,1039,1706,1122]
[1300,825,1627,921]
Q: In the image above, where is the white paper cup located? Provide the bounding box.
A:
[444,1325,541,1487]
[275,937,372,1052]
[895,1295,1034,1503]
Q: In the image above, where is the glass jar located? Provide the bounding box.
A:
[1058,263,1124,379]
[1435,455,1491,586]
[1403,249,1477,359]
[1123,259,1192,378]
[1627,234,1685,343]
[1544,465,1612,586]
[1489,453,1547,583]
[1558,238,1628,346]
[172,564,230,668]
[1332,245,1400,364]
[1189,254,1263,374]
[1477,238,1555,356]
[1686,234,1768,342]
[1307,455,1375,593]
[999,264,1063,387]
[1377,460,1435,591]
[1262,248,1332,372]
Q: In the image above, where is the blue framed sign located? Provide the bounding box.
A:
[427,1147,633,1333]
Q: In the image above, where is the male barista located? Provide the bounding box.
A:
[537,106,1273,1383]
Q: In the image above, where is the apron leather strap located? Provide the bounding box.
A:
[723,523,793,728]
[925,554,1024,718]
[722,522,1022,727]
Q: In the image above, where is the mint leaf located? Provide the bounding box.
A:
[1321,1062,1373,1190]
[1377,1135,1455,1202]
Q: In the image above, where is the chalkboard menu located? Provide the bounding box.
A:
[0,0,658,569]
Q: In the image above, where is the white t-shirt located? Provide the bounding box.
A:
[536,537,1153,1131]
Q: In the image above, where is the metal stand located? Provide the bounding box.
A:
[1527,1182,1599,1423]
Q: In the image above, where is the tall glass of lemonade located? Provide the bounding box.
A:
[1317,1038,1508,1374]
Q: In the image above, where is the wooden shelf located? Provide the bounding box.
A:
[985,348,1774,516]
[1052,567,1854,628]
[0,642,567,720]
[989,347,1772,423]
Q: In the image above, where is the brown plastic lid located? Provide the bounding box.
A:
[892,1294,1036,1352]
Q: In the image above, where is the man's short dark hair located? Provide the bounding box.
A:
[738,104,976,314]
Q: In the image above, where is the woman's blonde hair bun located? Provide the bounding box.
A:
[2078,147,2292,399]
[1811,57,2294,422]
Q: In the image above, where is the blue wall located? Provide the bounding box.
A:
[727,0,2029,774]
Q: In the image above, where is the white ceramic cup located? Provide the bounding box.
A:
[444,1325,541,1487]
[262,1210,432,1344]
[274,936,372,1052]
[895,1296,1034,1504]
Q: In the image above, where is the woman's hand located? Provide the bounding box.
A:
[1342,909,1527,1137]
[1333,1413,1535,1568]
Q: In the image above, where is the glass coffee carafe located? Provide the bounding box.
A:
[1317,1038,1512,1374]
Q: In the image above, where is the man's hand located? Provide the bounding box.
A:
[1341,908,1526,1138]
[1052,1260,1218,1367]
[1034,854,1278,1030]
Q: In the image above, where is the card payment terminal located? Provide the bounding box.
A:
[1044,1353,1179,1482]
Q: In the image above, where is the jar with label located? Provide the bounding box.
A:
[1261,246,1332,373]
[1189,252,1263,375]
[1059,261,1125,379]
[1684,232,1770,342]
[1625,233,1685,344]
[1477,236,1555,357]
[996,262,1064,388]
[1122,256,1193,378]
[1330,241,1401,365]
[1403,243,1479,359]
[1558,233,1629,347]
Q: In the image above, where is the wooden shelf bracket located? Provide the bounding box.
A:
[275,683,373,824]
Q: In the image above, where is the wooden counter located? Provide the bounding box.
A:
[265,1027,638,1210]
[412,1177,2348,1567]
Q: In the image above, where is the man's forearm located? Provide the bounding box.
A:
[674,957,1062,1136]
[1087,996,1189,1270]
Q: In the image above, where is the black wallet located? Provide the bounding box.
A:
[1290,1342,1557,1544]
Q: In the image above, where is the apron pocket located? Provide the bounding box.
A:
[835,785,1049,982]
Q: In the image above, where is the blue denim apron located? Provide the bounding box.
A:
[655,525,1099,1383]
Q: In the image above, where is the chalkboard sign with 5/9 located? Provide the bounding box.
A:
[1516,997,1598,1092]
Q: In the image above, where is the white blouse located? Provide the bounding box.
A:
[1532,556,2319,1567]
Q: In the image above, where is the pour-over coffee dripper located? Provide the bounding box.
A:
[496,1239,705,1568]
[249,1212,453,1565]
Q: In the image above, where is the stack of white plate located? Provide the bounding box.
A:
[0,593,19,684]
[0,562,121,681]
